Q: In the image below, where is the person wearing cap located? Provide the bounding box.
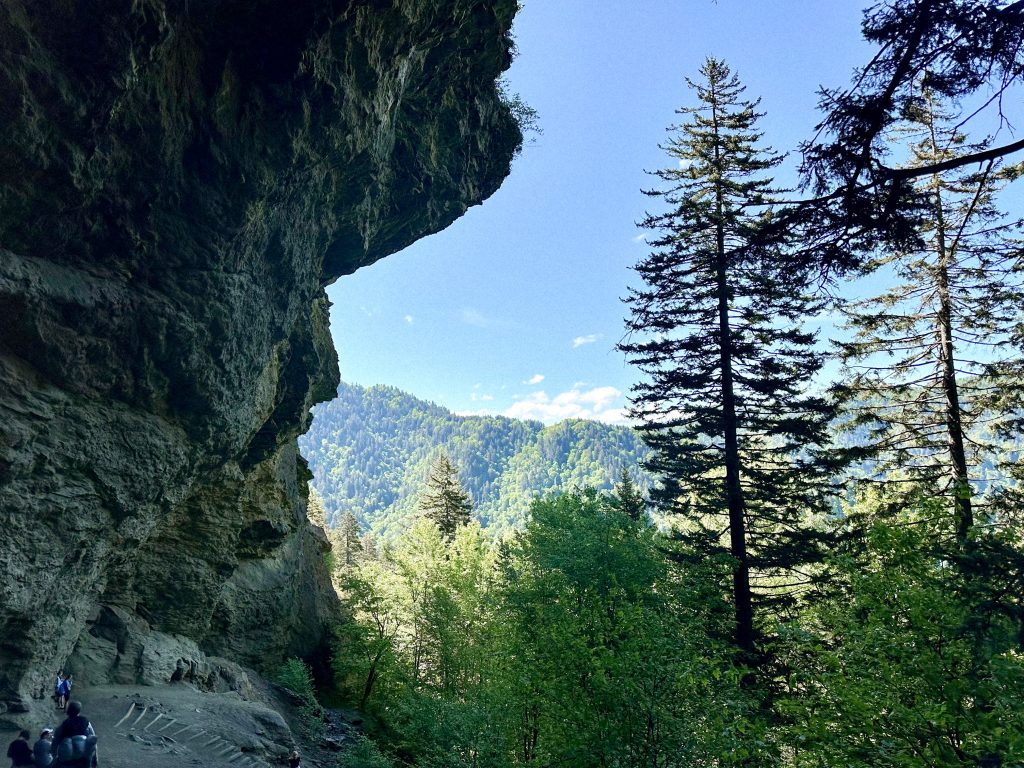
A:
[6,730,32,767]
[31,730,53,768]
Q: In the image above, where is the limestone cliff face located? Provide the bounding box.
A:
[0,0,520,715]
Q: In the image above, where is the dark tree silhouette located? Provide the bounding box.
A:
[621,58,841,657]
[784,0,1024,273]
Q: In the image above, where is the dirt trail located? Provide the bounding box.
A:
[1,684,323,768]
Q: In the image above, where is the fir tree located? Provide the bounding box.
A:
[836,88,1024,541]
[610,467,646,522]
[337,510,364,566]
[418,449,473,540]
[307,486,329,529]
[621,58,840,656]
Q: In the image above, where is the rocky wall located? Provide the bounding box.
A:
[0,0,520,716]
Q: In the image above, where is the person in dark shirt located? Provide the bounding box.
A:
[50,702,97,768]
[288,750,301,768]
[6,730,33,767]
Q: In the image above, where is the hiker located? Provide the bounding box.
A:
[6,730,32,767]
[288,750,301,768]
[60,677,72,711]
[54,674,71,712]
[50,701,97,768]
[53,673,65,710]
[31,729,53,768]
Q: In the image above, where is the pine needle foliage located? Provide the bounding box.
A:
[621,58,842,655]
[418,448,474,541]
[337,510,364,566]
[836,87,1024,540]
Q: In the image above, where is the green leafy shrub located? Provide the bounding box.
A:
[276,657,325,740]
[338,734,395,768]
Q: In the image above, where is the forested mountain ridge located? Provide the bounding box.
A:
[298,382,651,537]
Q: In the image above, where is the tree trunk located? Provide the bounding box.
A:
[927,108,973,542]
[711,95,755,658]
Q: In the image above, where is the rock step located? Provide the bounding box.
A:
[113,701,272,767]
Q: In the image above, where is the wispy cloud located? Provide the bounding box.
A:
[631,233,647,244]
[572,333,602,348]
[404,314,414,324]
[524,374,545,385]
[470,392,495,402]
[503,386,629,425]
[460,307,490,328]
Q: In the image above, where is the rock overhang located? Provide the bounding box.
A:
[0,0,521,715]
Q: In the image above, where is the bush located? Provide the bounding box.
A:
[276,658,325,740]
[339,735,395,768]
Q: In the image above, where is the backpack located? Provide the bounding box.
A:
[57,678,71,696]
[55,735,95,766]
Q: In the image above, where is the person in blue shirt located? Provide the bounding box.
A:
[31,729,53,768]
[55,677,71,713]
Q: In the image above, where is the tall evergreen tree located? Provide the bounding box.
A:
[337,510,364,566]
[621,58,840,656]
[836,88,1024,541]
[418,449,474,540]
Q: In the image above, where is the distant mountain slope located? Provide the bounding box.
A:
[298,382,652,538]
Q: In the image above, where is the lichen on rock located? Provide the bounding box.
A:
[0,0,521,717]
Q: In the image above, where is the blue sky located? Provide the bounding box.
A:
[326,1,872,424]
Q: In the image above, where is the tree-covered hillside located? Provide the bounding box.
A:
[298,382,651,538]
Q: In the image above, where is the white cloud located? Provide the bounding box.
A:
[572,334,602,348]
[470,392,495,402]
[575,385,621,408]
[524,374,545,385]
[631,233,648,243]
[460,307,490,327]
[404,314,414,324]
[502,386,629,425]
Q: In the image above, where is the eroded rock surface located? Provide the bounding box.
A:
[0,0,520,716]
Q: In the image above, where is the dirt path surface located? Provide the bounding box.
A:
[1,684,328,768]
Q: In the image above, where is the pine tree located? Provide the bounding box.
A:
[418,449,473,540]
[337,511,364,566]
[836,88,1024,541]
[307,486,329,529]
[621,58,840,656]
[791,1,1024,271]
[610,467,646,522]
